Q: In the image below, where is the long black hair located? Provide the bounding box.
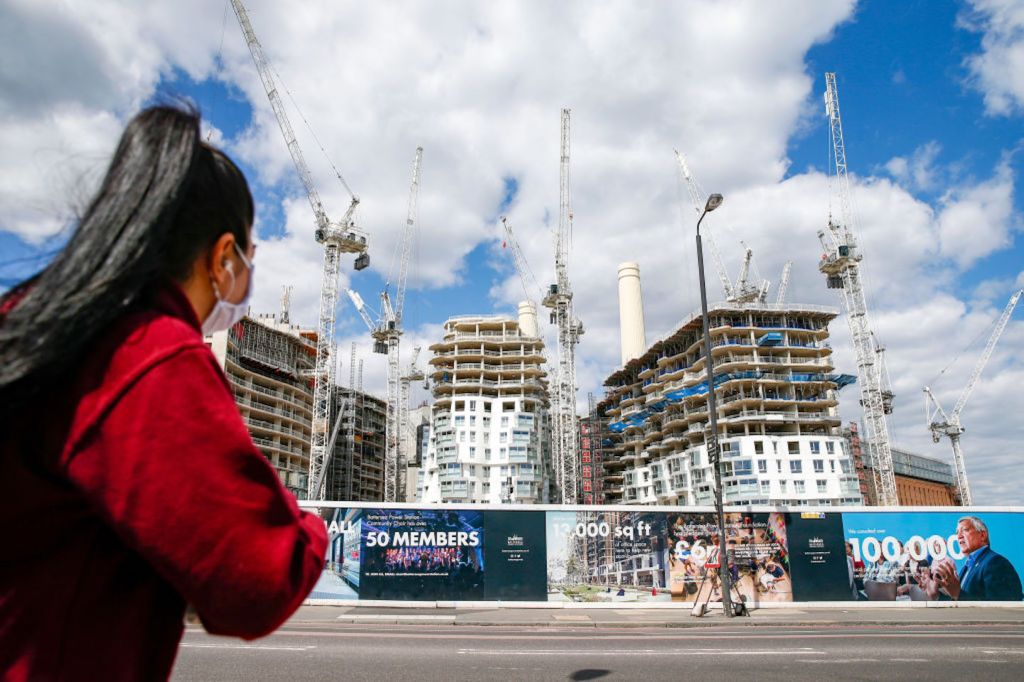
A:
[0,105,254,403]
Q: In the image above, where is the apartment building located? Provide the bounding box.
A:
[418,314,552,503]
[206,315,315,499]
[598,303,863,507]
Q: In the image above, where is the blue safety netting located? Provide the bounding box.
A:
[606,370,855,433]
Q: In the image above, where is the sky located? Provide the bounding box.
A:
[1,0,1022,503]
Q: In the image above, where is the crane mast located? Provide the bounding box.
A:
[280,285,293,325]
[818,72,898,506]
[348,147,422,502]
[775,262,792,305]
[382,147,422,502]
[924,288,1021,505]
[542,109,583,504]
[230,0,369,501]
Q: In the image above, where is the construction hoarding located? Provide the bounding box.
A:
[306,504,1023,605]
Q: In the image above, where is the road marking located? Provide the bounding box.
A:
[186,627,1024,643]
[338,615,455,621]
[457,648,824,656]
[979,649,1024,654]
[891,658,929,662]
[225,629,1024,642]
[180,644,316,652]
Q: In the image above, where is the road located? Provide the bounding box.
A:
[172,623,1024,681]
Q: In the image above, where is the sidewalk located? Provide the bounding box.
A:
[289,604,1024,629]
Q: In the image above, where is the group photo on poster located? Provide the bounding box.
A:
[668,512,792,605]
[545,510,669,602]
[842,512,1024,602]
[359,508,485,600]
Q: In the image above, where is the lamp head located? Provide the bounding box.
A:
[705,193,724,212]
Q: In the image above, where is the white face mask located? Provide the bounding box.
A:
[202,242,255,336]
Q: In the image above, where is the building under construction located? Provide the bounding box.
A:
[206,314,316,499]
[323,387,386,502]
[206,312,387,502]
[599,257,863,507]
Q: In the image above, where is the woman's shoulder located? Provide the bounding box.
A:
[73,292,214,412]
[103,304,208,374]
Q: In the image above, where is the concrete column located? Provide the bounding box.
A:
[617,261,647,365]
[518,300,539,338]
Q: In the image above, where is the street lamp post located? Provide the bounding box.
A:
[695,192,734,618]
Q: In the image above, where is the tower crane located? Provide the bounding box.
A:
[924,288,1021,505]
[735,242,771,304]
[674,150,768,304]
[230,0,370,502]
[500,216,545,308]
[775,262,793,305]
[818,72,898,506]
[347,146,423,502]
[872,332,895,415]
[543,109,584,504]
[280,285,293,325]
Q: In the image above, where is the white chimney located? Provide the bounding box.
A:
[617,261,647,365]
[518,300,539,338]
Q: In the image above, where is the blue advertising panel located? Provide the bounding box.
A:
[840,511,1024,602]
[359,508,485,600]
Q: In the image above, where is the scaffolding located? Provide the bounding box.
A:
[234,317,314,379]
[324,387,387,501]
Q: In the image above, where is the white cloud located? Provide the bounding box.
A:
[936,157,1017,268]
[883,141,942,192]
[0,103,122,244]
[3,0,1023,502]
[961,0,1024,116]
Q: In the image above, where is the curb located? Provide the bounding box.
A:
[320,618,1023,629]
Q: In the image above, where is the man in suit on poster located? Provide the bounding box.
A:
[919,516,1022,602]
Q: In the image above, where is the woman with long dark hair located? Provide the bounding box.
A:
[0,106,327,681]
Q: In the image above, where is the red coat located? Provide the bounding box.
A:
[0,284,328,681]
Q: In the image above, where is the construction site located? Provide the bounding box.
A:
[222,0,1020,508]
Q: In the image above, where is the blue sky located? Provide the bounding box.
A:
[0,0,1021,502]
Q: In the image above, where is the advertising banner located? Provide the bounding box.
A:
[483,510,548,601]
[545,510,669,603]
[784,511,852,601]
[305,504,1024,606]
[312,507,362,600]
[313,507,485,601]
[667,512,792,605]
[841,511,1024,603]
